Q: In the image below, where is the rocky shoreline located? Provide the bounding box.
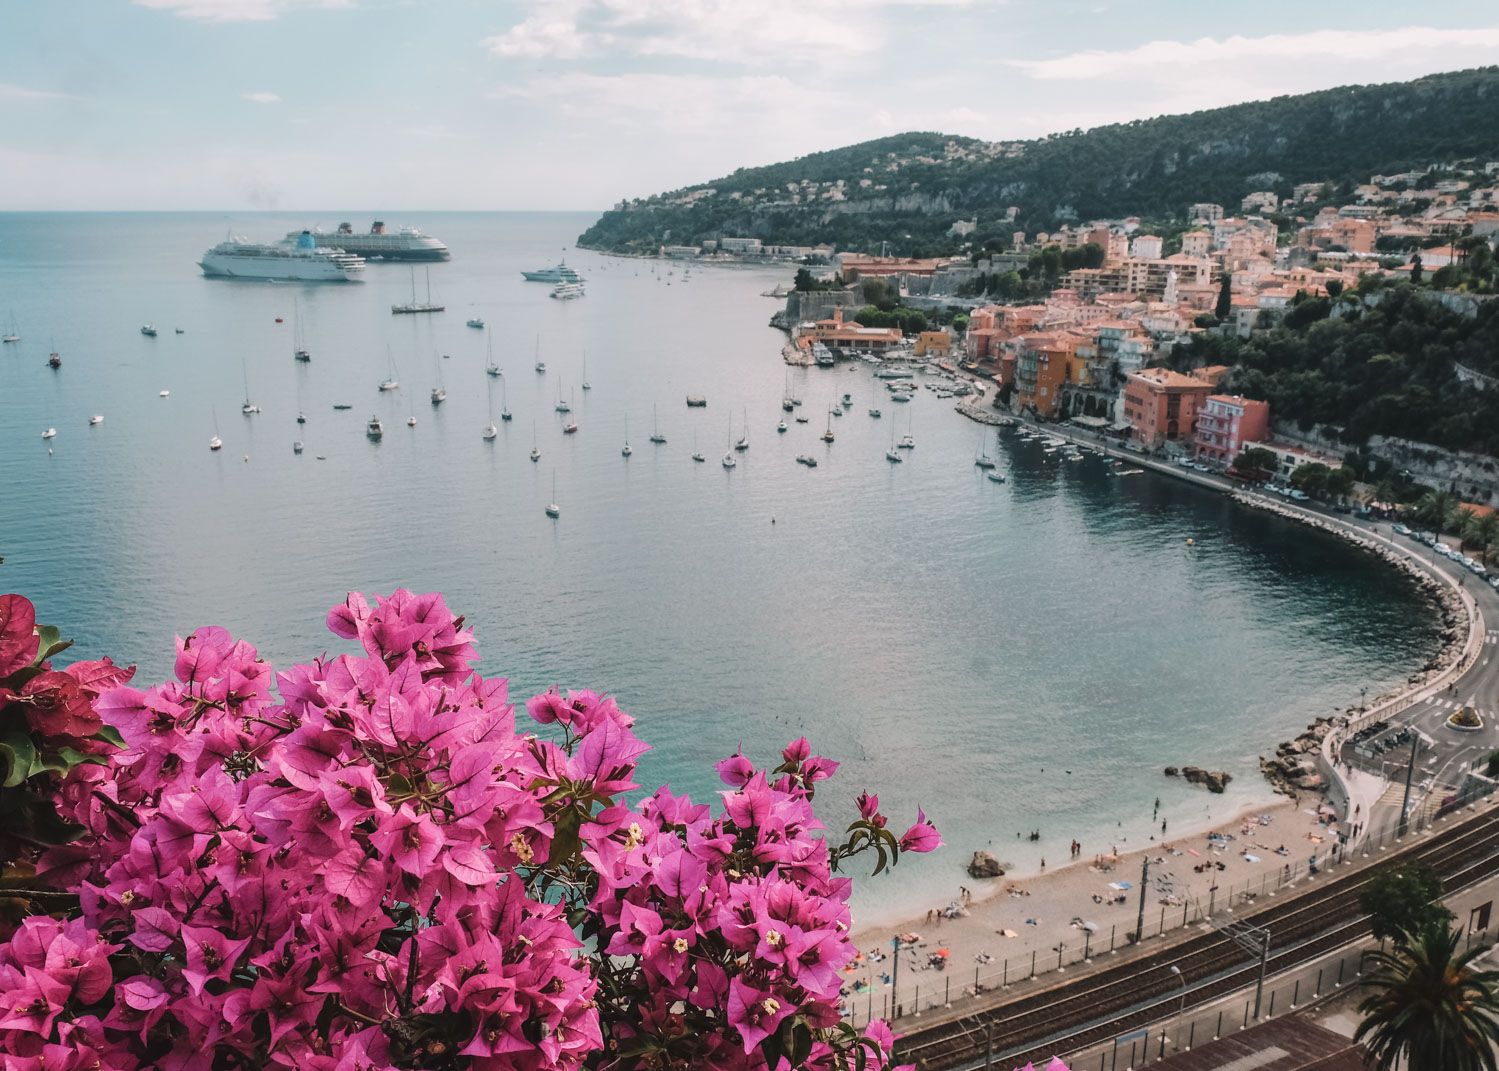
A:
[1233,493,1468,796]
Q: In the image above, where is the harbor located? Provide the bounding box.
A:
[0,210,1444,929]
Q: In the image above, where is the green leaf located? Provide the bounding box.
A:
[0,729,37,788]
[32,625,71,665]
[95,725,125,749]
[56,746,107,770]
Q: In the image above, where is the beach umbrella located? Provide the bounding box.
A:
[1044,1059,1071,1071]
[936,947,950,958]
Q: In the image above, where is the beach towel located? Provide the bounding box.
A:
[1243,853,1261,863]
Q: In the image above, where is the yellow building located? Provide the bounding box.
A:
[914,331,951,358]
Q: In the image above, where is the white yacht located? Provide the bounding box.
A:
[522,261,583,283]
[200,231,366,281]
[89,415,103,426]
[366,415,384,441]
[41,427,57,440]
[550,282,586,301]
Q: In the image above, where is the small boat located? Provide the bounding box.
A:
[41,427,56,440]
[88,415,103,426]
[796,454,817,467]
[890,392,910,403]
[582,353,591,391]
[898,434,914,449]
[987,471,1007,483]
[297,411,306,425]
[292,298,310,361]
[467,318,485,329]
[431,387,447,406]
[209,434,222,451]
[407,415,417,427]
[693,451,706,462]
[550,282,585,300]
[2,311,18,343]
[975,435,996,470]
[159,390,170,397]
[293,440,304,454]
[686,395,707,408]
[530,446,541,462]
[240,360,261,415]
[47,349,61,368]
[555,376,571,413]
[841,393,852,408]
[367,415,384,440]
[545,494,561,520]
[886,420,901,463]
[776,420,787,433]
[563,420,578,434]
[734,407,749,451]
[333,403,353,411]
[869,409,881,418]
[722,453,736,469]
[483,422,498,441]
[378,377,398,392]
[140,324,157,337]
[486,363,502,377]
[821,407,834,444]
[649,404,666,444]
[535,361,546,374]
[175,328,185,335]
[795,415,809,424]
[621,414,632,457]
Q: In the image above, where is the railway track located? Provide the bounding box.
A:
[894,804,1499,1069]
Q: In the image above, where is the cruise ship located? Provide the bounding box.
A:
[522,261,583,283]
[289,221,450,261]
[200,232,366,282]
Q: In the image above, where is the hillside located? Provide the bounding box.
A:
[577,67,1499,255]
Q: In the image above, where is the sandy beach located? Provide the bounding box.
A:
[843,792,1343,1023]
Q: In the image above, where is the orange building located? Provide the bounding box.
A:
[1011,332,1078,418]
[1122,367,1214,449]
[796,307,903,352]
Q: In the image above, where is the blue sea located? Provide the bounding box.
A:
[0,211,1438,924]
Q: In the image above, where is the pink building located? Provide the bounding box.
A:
[1194,395,1270,468]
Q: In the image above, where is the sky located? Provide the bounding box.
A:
[3,0,1499,211]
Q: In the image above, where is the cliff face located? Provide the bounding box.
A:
[577,67,1499,254]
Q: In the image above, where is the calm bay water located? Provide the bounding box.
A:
[0,212,1438,923]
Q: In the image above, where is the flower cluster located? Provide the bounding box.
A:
[0,590,938,1071]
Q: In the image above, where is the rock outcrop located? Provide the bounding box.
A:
[967,851,1005,879]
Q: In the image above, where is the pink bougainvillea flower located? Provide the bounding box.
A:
[0,593,39,675]
[899,807,943,853]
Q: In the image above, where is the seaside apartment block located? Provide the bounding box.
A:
[1121,367,1214,450]
[1193,395,1270,467]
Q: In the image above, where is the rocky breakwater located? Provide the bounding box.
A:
[1260,718,1335,798]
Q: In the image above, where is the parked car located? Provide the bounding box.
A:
[1289,489,1309,501]
[1393,523,1412,536]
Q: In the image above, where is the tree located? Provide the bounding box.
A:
[0,590,936,1070]
[1359,863,1453,943]
[1327,466,1357,500]
[1453,506,1478,552]
[1465,512,1499,564]
[1411,253,1423,286]
[952,313,970,334]
[793,267,816,292]
[1415,490,1456,533]
[1355,919,1499,1071]
[1290,462,1332,498]
[1215,273,1232,319]
[1233,446,1278,483]
[1326,279,1344,299]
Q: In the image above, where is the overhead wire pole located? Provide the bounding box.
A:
[1399,729,1434,837]
[1134,856,1151,942]
[1214,918,1272,1019]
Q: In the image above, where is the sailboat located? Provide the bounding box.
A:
[240,360,260,414]
[530,422,541,462]
[545,472,561,518]
[621,414,632,457]
[209,409,223,452]
[379,347,399,392]
[776,418,787,433]
[2,311,18,344]
[500,376,512,421]
[821,406,834,444]
[898,411,914,450]
[391,267,444,314]
[886,419,902,463]
[649,404,666,444]
[734,407,749,451]
[692,431,705,463]
[47,347,60,369]
[581,352,591,391]
[534,336,545,374]
[555,377,571,413]
[482,378,498,440]
[431,354,446,406]
[722,419,737,469]
[974,432,996,469]
[485,336,501,377]
[293,297,310,361]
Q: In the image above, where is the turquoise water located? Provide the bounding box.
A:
[0,212,1438,924]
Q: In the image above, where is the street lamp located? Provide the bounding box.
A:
[1169,965,1188,1017]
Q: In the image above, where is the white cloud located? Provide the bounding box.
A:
[1013,26,1499,81]
[0,83,75,101]
[134,0,353,22]
[483,0,881,65]
[240,91,282,104]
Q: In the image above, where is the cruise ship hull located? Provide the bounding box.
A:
[322,238,449,261]
[200,254,363,282]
